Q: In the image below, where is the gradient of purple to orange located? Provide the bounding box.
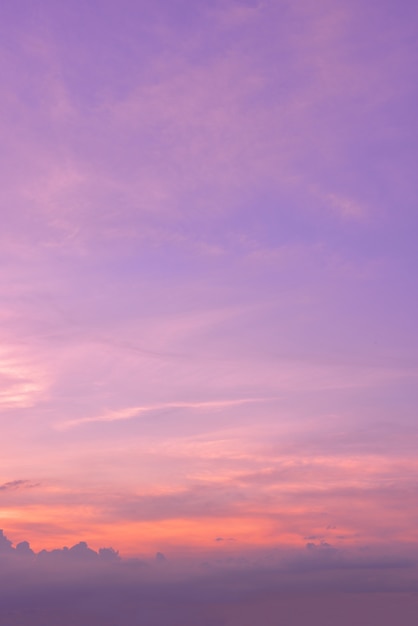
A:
[0,0,417,567]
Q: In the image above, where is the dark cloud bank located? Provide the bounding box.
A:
[0,530,417,625]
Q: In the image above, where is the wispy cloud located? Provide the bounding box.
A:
[0,480,39,492]
[0,347,48,409]
[56,397,275,430]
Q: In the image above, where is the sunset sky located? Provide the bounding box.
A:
[0,0,417,579]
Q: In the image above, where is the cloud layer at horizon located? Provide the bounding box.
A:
[0,530,417,625]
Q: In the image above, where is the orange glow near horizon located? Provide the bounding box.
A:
[3,482,418,557]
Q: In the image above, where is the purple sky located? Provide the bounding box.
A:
[0,1,418,614]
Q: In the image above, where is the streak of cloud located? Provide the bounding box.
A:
[56,397,275,430]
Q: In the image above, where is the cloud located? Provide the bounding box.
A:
[0,349,47,409]
[15,541,34,557]
[98,547,120,562]
[0,531,119,567]
[0,529,417,625]
[0,480,39,491]
[56,397,273,430]
[0,529,13,553]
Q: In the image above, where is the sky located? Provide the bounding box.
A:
[0,0,418,621]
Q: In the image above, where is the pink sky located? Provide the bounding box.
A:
[0,0,417,582]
